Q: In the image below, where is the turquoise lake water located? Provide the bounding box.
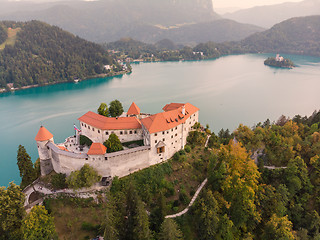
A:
[1,53,320,186]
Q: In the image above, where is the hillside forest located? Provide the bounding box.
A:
[1,110,320,239]
[0,21,117,89]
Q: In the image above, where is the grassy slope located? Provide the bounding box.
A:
[0,27,20,50]
[47,143,210,239]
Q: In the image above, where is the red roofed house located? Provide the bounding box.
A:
[141,102,199,164]
[78,110,143,143]
[87,143,107,161]
[35,101,199,179]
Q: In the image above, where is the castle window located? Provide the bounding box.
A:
[175,133,177,137]
[155,140,157,143]
[171,129,173,132]
[134,130,137,134]
[92,128,95,132]
[155,133,157,136]
[120,131,123,135]
[130,130,133,134]
[175,127,177,130]
[105,157,108,160]
[98,130,100,133]
[163,138,165,142]
[171,135,173,138]
[167,131,169,134]
[85,124,86,127]
[88,126,90,130]
[85,158,88,160]
[81,123,83,126]
[106,131,109,135]
[162,131,165,135]
[157,146,165,153]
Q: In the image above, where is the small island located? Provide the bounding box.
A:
[264,54,295,68]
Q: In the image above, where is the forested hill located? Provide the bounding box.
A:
[0,21,115,89]
[0,25,6,44]
[239,15,320,56]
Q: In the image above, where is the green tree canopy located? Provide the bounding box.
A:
[0,182,25,240]
[22,205,56,240]
[98,102,109,117]
[17,145,37,189]
[262,214,294,240]
[104,133,123,153]
[66,164,100,190]
[159,219,183,240]
[125,184,151,240]
[109,99,124,117]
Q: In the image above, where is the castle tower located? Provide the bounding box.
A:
[35,126,54,175]
[127,102,141,118]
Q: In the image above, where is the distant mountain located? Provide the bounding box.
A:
[0,0,220,43]
[0,21,115,89]
[156,19,264,45]
[223,0,320,28]
[240,15,320,56]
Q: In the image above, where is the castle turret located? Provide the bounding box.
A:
[35,126,54,175]
[127,102,141,118]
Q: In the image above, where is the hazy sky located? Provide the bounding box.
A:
[212,0,303,9]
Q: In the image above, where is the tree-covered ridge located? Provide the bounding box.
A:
[0,20,116,89]
[0,24,7,45]
[107,15,320,62]
[240,15,320,56]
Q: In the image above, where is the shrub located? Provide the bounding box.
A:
[179,191,190,205]
[80,135,92,147]
[81,222,100,233]
[184,145,191,153]
[51,173,67,189]
[179,155,187,163]
[66,164,100,190]
[104,133,123,153]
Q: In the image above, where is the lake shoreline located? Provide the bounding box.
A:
[0,70,131,94]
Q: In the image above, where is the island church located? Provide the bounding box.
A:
[35,102,199,179]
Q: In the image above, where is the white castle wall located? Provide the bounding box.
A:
[38,110,199,180]
[79,121,143,143]
[148,111,199,165]
[47,142,150,178]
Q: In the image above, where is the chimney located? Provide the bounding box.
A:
[182,105,185,115]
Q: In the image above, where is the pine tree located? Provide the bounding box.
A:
[104,193,119,240]
[17,145,36,189]
[125,184,151,240]
[158,219,183,240]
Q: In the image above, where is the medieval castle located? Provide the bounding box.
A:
[35,102,199,179]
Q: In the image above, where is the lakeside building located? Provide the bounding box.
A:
[35,102,199,179]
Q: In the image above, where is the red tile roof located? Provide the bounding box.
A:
[58,146,69,152]
[87,143,107,155]
[78,111,142,130]
[162,103,185,112]
[35,126,53,141]
[141,103,199,134]
[127,102,140,115]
